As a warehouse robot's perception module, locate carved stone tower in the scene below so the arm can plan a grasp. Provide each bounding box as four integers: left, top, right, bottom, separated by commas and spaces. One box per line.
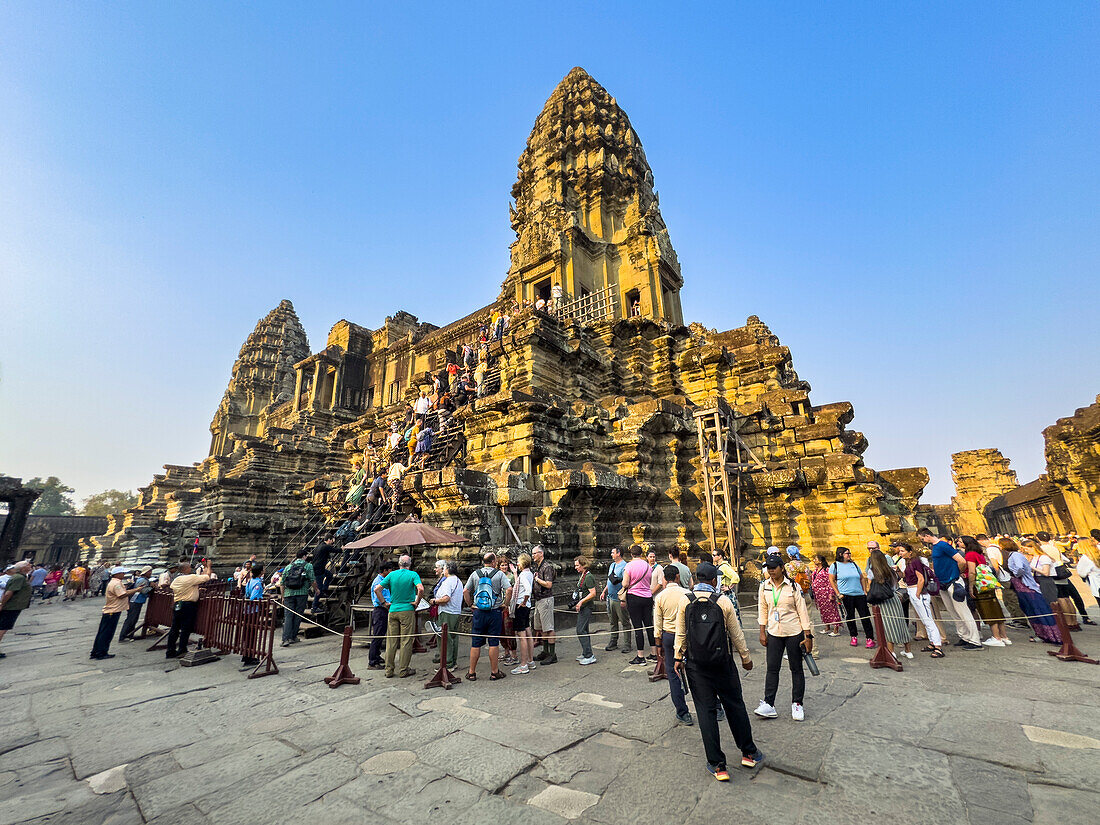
501, 67, 684, 324
209, 299, 310, 456
950, 448, 1020, 535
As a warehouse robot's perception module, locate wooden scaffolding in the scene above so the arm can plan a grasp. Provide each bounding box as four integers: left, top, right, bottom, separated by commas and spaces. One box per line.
694, 398, 765, 568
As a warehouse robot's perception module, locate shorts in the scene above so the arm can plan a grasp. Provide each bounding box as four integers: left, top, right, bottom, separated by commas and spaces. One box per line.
512, 605, 531, 632
532, 598, 555, 632
0, 610, 21, 631
471, 608, 503, 648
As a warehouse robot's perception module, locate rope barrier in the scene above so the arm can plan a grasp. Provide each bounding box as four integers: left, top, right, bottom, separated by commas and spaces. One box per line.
272, 595, 1074, 645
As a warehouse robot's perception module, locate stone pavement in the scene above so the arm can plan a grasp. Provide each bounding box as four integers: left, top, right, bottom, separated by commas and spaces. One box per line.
1, 601, 1099, 825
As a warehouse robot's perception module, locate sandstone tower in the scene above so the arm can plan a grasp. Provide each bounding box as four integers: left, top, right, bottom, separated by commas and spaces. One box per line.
501, 67, 683, 325
209, 300, 310, 457
79, 68, 933, 572
949, 449, 1019, 535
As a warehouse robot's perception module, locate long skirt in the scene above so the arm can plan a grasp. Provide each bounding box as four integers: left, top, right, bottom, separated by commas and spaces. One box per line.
878, 593, 912, 645
1012, 580, 1061, 644
811, 572, 841, 627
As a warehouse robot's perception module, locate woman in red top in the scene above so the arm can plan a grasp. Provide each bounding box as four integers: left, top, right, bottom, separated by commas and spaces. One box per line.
959, 536, 1009, 647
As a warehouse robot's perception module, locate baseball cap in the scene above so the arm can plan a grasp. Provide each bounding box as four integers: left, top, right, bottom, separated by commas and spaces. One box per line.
110, 566, 131, 576
694, 562, 718, 581
764, 555, 784, 570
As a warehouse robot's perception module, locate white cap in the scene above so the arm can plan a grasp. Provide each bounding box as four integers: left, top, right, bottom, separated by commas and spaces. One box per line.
766, 545, 782, 555
110, 566, 131, 575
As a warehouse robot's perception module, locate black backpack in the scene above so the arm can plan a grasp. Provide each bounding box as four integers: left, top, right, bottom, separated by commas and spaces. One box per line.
283, 562, 306, 589
684, 592, 731, 666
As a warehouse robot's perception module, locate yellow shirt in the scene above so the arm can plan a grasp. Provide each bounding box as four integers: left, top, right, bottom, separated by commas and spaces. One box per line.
673, 589, 751, 663
171, 573, 210, 603
652, 582, 687, 638
103, 578, 130, 614
758, 578, 813, 637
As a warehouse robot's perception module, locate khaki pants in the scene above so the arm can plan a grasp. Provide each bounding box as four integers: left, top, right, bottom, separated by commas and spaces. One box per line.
384, 610, 415, 676
607, 598, 629, 647
938, 590, 980, 645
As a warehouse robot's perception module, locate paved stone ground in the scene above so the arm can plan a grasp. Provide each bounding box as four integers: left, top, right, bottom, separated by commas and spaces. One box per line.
1, 600, 1099, 825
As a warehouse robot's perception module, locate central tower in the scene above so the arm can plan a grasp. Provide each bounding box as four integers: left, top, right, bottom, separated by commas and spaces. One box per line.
501, 67, 684, 324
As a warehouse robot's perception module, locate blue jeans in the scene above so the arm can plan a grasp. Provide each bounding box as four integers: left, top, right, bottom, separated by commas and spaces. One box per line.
661, 633, 689, 716
283, 594, 307, 642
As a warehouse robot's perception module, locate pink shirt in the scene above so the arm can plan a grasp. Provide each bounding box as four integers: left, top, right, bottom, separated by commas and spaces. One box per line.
622, 559, 653, 598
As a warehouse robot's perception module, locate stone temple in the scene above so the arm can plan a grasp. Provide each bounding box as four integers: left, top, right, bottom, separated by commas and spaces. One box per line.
77, 68, 934, 574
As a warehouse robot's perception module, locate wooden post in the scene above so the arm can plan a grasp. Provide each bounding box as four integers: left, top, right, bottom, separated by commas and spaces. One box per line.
1048, 602, 1099, 664
324, 626, 361, 688
868, 606, 903, 672
424, 622, 462, 690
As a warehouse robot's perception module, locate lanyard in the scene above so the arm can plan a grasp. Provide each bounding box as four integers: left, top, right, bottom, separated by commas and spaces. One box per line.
770, 581, 783, 612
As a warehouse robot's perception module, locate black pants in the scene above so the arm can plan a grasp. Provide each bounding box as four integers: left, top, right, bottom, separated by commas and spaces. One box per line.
1057, 581, 1088, 620
764, 632, 805, 705
369, 605, 387, 665
118, 602, 144, 640
166, 601, 198, 657
841, 594, 875, 640
312, 568, 330, 612
91, 612, 121, 658
685, 661, 759, 769
625, 593, 655, 650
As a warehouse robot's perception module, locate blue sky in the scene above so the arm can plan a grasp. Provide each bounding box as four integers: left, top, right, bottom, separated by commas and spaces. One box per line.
2, 3, 1098, 506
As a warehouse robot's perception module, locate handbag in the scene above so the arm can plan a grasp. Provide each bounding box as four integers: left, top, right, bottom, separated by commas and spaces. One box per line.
867, 580, 894, 605
1035, 574, 1059, 605
1054, 564, 1072, 581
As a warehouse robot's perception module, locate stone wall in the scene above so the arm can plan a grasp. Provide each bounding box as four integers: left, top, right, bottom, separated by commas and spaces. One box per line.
950, 449, 1019, 535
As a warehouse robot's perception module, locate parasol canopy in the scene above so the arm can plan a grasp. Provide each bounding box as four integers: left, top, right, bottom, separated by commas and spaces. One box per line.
342, 519, 471, 550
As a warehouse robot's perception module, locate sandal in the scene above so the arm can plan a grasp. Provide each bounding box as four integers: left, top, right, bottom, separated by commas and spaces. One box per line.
465, 672, 477, 681
490, 671, 507, 680
929, 648, 944, 658
920, 645, 936, 652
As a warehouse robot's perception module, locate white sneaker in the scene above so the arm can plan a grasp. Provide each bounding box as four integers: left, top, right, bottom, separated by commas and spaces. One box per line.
578, 655, 597, 665
983, 638, 1005, 647
791, 703, 804, 721
576, 655, 585, 661
902, 651, 914, 659
527, 661, 537, 669
754, 700, 778, 718
1002, 638, 1012, 645
511, 664, 529, 675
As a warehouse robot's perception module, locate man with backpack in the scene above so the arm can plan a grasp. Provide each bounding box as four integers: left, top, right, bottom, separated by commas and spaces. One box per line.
463, 552, 511, 681
280, 549, 317, 647
673, 562, 764, 782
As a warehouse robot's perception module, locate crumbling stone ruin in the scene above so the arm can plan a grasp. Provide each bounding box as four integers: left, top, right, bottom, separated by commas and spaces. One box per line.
926, 395, 1100, 537
79, 68, 934, 572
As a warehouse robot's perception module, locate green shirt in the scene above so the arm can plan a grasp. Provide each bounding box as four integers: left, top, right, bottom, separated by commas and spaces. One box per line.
2, 573, 31, 611
281, 561, 315, 597
380, 569, 422, 613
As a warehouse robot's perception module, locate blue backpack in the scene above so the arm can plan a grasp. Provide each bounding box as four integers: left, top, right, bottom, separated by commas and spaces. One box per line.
473, 568, 496, 610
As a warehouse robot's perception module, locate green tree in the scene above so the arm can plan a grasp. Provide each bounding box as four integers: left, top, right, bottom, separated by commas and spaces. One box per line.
81, 489, 139, 517
25, 476, 77, 515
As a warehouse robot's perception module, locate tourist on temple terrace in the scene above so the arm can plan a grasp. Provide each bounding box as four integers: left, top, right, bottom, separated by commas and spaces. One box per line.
893, 543, 943, 657
960, 535, 1010, 646
829, 547, 875, 647
375, 555, 423, 678
1004, 538, 1061, 644
621, 543, 658, 665
90, 568, 140, 660
866, 549, 913, 659
756, 555, 813, 721
572, 556, 598, 665
919, 528, 983, 650
673, 562, 764, 781
654, 565, 692, 725
810, 554, 841, 635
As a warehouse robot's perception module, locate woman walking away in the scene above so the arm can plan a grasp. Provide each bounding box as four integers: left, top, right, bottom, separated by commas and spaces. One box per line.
810, 554, 841, 636
756, 556, 813, 721
829, 548, 875, 647
573, 557, 598, 665
1007, 539, 1061, 644
895, 544, 943, 658
866, 549, 913, 659
961, 536, 1009, 647
621, 544, 657, 665
511, 554, 534, 674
